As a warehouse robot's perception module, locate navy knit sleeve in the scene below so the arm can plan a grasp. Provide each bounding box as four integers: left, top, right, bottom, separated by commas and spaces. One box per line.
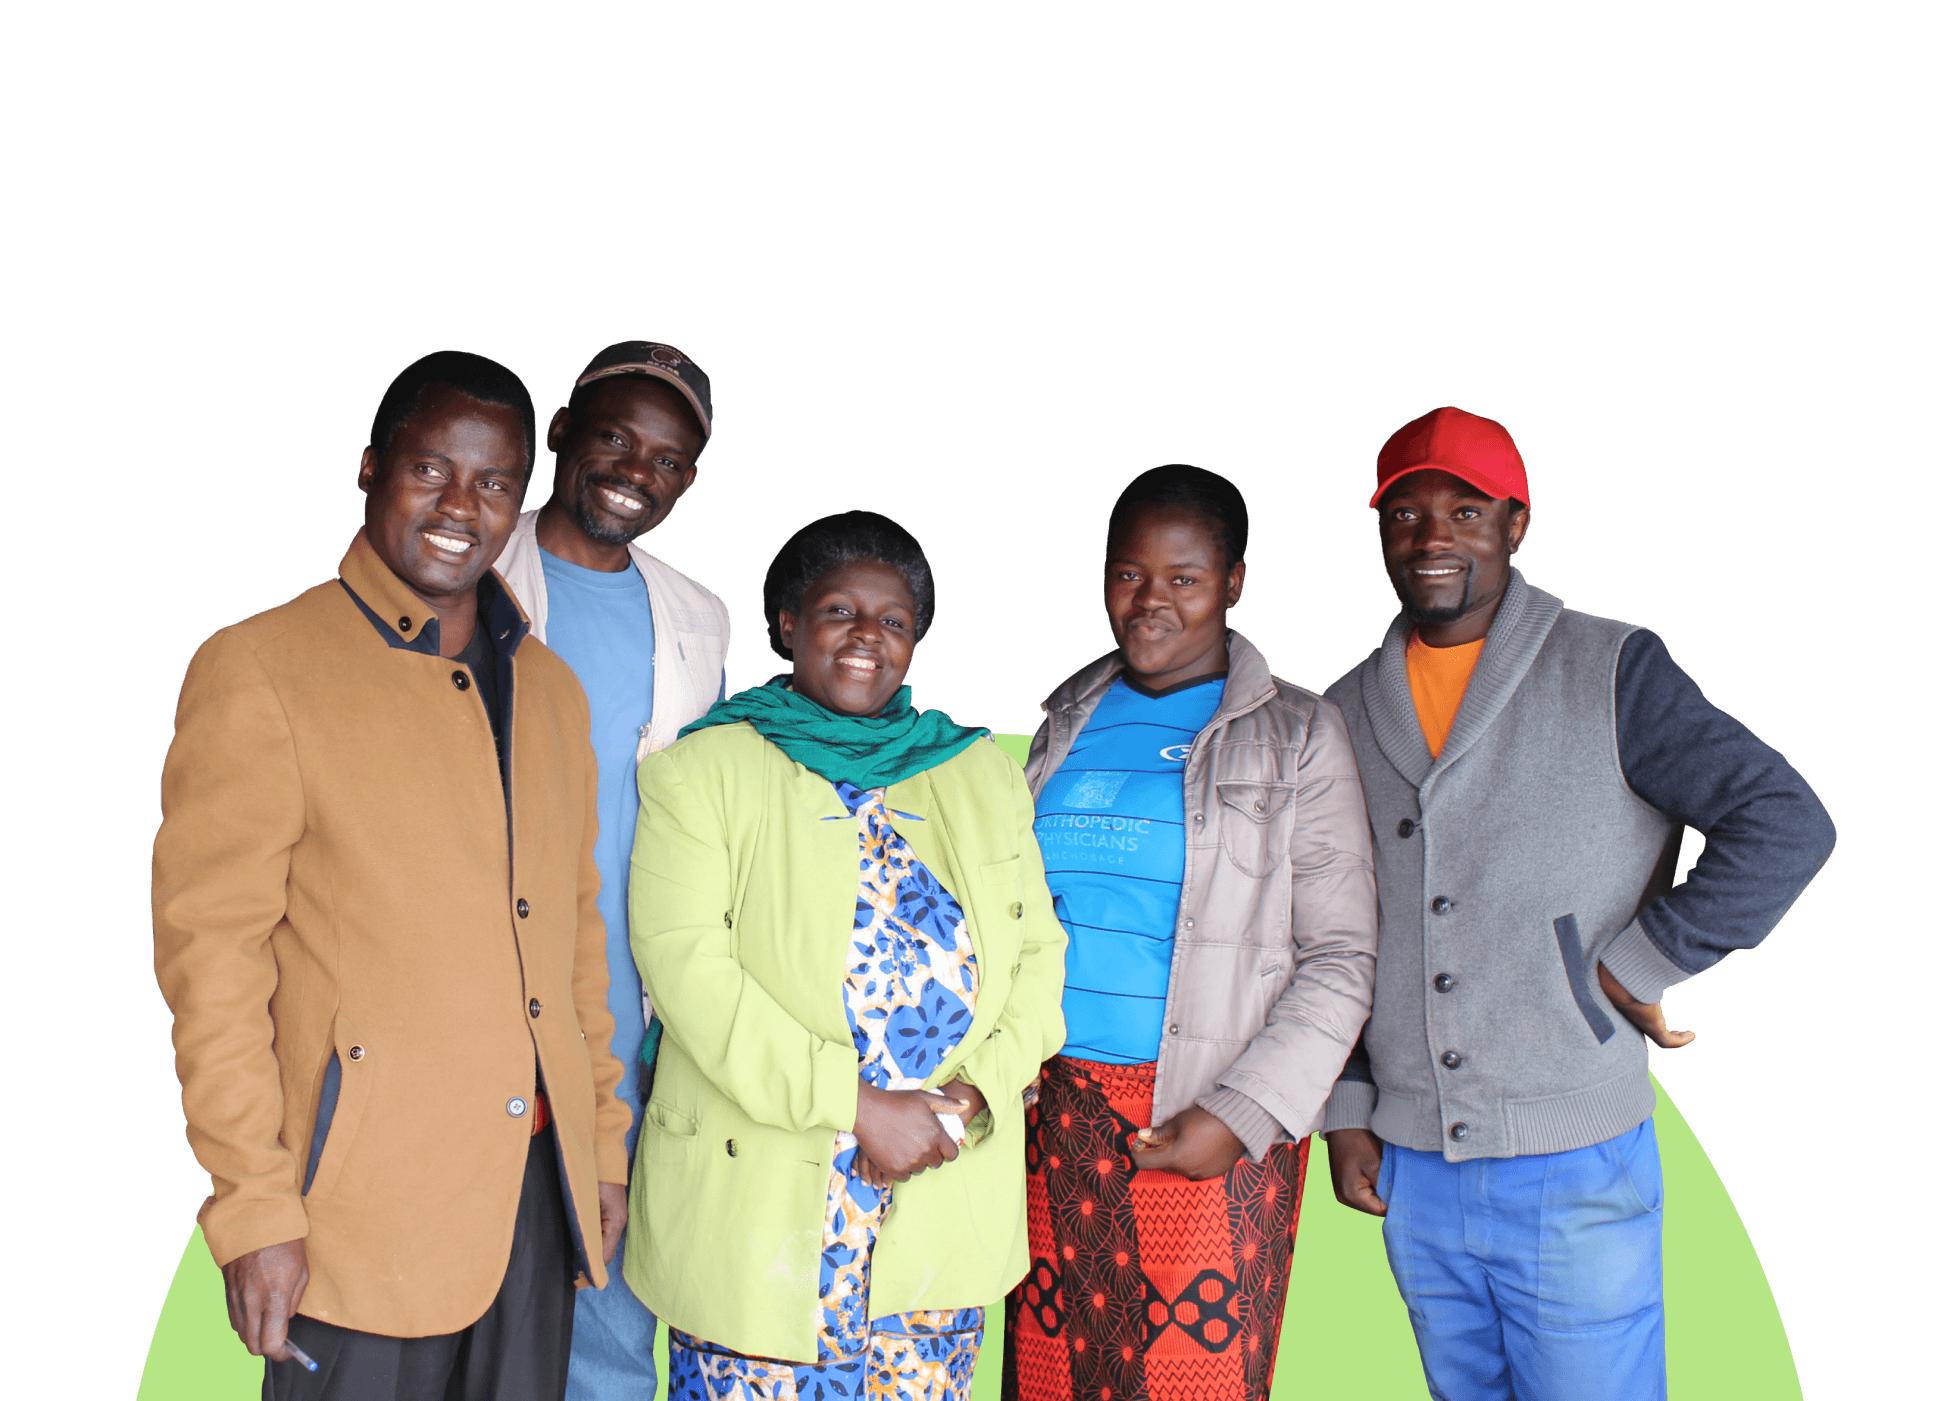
1606, 630, 1836, 996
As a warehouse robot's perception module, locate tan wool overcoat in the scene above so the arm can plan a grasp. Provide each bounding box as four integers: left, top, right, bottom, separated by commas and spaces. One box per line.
153, 531, 631, 1338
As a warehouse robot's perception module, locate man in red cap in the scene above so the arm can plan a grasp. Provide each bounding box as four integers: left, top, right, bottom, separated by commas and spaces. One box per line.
1318, 407, 1835, 1399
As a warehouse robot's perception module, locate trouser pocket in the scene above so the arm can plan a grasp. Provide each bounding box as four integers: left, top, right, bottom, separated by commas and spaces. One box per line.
1536, 1121, 1664, 1330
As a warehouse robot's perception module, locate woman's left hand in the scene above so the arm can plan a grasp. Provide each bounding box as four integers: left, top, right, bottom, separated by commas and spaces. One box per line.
1130, 1106, 1246, 1180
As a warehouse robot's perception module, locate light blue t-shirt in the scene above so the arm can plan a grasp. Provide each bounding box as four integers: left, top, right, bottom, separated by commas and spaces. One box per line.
538, 548, 660, 1146
1032, 673, 1226, 1063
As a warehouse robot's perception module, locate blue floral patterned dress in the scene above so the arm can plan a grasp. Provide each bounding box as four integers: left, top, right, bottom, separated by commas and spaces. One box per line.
668, 781, 985, 1401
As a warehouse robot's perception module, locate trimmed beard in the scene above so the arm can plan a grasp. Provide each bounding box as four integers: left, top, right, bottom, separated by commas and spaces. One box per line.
1401, 573, 1473, 627
571, 477, 654, 548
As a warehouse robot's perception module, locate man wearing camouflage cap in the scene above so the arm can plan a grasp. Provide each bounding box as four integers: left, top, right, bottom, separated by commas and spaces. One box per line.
494, 341, 729, 1400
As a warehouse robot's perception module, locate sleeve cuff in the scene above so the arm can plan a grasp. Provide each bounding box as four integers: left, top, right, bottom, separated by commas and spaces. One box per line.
1598, 919, 1694, 1005
198, 1192, 311, 1269
1198, 1086, 1289, 1162
1322, 1078, 1377, 1135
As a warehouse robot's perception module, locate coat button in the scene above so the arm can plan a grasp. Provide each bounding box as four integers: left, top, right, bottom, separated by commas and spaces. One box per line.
1449, 1122, 1470, 1141
1167, 1023, 1181, 1035
507, 1097, 528, 1118
1009, 902, 1023, 919
529, 998, 542, 1019
1254, 801, 1265, 812
398, 616, 412, 632
452, 670, 470, 691
1433, 973, 1456, 993
517, 898, 530, 918
1192, 813, 1204, 824
725, 1139, 738, 1157
1431, 896, 1452, 914
1397, 819, 1415, 838
1183, 918, 1195, 931
1441, 1050, 1462, 1069
347, 1045, 365, 1061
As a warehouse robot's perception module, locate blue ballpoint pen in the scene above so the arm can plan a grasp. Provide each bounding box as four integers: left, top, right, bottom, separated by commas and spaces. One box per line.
283, 1339, 319, 1373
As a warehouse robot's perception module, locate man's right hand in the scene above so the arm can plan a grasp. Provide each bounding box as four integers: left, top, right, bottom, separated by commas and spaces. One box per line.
1325, 1128, 1388, 1217
222, 1238, 310, 1361
852, 1081, 966, 1183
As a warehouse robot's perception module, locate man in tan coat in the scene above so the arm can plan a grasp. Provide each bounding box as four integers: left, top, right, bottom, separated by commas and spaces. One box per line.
153, 350, 632, 1400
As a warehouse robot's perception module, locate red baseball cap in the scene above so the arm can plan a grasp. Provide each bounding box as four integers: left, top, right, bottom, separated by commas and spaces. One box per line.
1371, 406, 1529, 509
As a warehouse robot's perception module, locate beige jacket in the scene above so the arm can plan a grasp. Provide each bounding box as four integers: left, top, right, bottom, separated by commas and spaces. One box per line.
494, 510, 729, 761
152, 533, 631, 1337
1024, 631, 1377, 1154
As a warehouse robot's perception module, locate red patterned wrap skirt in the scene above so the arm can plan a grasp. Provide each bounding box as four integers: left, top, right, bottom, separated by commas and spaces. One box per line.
1002, 1056, 1310, 1401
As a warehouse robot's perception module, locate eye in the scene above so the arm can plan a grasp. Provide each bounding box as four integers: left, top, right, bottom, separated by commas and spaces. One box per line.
604, 432, 625, 447
1454, 506, 1481, 519
1173, 575, 1197, 586
882, 616, 905, 630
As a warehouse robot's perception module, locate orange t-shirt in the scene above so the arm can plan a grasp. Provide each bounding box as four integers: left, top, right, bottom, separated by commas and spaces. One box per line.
1405, 633, 1486, 758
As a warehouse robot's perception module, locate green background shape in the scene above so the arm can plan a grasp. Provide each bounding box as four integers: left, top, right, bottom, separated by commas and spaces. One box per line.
3, 5, 1924, 1389
132, 1083, 1798, 1400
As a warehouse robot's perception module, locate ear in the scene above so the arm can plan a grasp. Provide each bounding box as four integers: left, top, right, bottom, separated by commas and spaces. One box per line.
777, 609, 797, 654
1225, 559, 1247, 608
545, 406, 572, 455
1507, 505, 1531, 554
357, 445, 379, 494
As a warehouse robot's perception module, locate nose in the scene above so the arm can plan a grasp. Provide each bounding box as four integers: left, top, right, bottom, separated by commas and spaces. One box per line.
1133, 573, 1169, 610
1411, 510, 1455, 553
436, 476, 478, 521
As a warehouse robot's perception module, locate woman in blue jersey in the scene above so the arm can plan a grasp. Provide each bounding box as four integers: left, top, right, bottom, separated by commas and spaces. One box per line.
1005, 466, 1379, 1401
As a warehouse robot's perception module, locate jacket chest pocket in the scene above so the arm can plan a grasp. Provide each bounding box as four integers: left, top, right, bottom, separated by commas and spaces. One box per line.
1215, 781, 1296, 878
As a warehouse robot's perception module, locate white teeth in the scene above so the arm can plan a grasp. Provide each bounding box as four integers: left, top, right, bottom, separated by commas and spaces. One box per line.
424, 532, 473, 553
837, 658, 879, 672
600, 488, 644, 513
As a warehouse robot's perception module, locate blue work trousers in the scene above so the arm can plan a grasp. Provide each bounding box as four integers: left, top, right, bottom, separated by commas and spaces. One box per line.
564, 1091, 658, 1401
1380, 1118, 1666, 1401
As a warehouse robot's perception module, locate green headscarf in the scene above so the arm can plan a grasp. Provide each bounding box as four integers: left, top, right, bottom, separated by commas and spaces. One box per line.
680, 676, 988, 790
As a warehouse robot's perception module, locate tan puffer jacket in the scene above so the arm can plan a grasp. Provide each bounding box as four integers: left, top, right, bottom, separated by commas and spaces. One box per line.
1025, 631, 1378, 1156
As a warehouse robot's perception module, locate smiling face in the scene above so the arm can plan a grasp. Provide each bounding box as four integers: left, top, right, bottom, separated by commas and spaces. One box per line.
541, 376, 702, 563
357, 385, 527, 608
1105, 505, 1245, 691
1378, 468, 1530, 644
780, 558, 918, 718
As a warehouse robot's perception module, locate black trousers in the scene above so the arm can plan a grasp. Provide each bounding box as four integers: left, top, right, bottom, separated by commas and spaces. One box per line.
265, 1125, 577, 1401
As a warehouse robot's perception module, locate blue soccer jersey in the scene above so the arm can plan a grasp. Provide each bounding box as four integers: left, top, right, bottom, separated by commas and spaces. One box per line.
1033, 672, 1225, 1063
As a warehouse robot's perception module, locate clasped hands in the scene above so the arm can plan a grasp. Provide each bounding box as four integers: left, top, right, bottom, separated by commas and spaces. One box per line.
851, 1077, 988, 1187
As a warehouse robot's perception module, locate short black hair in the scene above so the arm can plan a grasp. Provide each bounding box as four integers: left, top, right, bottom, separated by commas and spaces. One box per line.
1107, 464, 1248, 568
565, 374, 707, 452
764, 511, 936, 660
369, 351, 537, 478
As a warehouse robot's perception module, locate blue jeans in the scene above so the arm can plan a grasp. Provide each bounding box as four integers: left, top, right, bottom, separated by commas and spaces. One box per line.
1380, 1119, 1666, 1401
564, 1095, 657, 1401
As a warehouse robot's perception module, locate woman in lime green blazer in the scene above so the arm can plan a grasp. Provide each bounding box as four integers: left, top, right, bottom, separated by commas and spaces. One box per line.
623, 512, 1067, 1391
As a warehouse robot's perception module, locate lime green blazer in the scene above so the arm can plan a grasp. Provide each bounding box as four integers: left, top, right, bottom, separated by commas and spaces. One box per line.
621, 722, 1068, 1362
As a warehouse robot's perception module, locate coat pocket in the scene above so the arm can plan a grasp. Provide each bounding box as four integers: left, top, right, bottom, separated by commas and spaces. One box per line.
644, 1099, 697, 1166
1214, 781, 1296, 878
1552, 914, 1617, 1044
303, 1019, 375, 1201
300, 1051, 341, 1196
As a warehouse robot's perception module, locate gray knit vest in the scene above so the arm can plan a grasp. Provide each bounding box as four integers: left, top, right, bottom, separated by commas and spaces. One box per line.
1326, 571, 1675, 1160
